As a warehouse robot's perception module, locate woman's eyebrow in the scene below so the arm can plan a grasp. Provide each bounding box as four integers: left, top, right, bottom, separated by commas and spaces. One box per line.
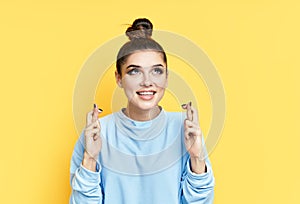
152, 64, 164, 67
126, 64, 141, 69
126, 64, 165, 69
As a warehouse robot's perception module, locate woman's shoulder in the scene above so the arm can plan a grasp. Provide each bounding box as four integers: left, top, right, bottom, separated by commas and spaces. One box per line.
164, 111, 186, 120
98, 112, 115, 123
163, 111, 187, 127
164, 111, 185, 116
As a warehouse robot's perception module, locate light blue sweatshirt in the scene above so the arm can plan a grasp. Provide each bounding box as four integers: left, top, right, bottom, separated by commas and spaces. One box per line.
70, 109, 215, 204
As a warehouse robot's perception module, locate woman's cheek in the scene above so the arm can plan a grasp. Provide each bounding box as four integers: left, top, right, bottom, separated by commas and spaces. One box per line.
122, 81, 138, 99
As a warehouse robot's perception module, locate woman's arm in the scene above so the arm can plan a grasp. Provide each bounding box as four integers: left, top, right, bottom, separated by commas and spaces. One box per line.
70, 104, 103, 203
69, 131, 103, 204
181, 153, 215, 204
181, 102, 215, 203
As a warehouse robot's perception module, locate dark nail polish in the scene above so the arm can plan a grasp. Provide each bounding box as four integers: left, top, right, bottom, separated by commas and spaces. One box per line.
98, 108, 103, 113
189, 101, 192, 106
94, 104, 96, 108
181, 104, 186, 108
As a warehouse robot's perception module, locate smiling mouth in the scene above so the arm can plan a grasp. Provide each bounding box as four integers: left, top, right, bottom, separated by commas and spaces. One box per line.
136, 91, 156, 95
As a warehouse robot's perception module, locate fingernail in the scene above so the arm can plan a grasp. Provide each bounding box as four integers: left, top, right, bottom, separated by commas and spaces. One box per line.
181, 104, 186, 108
98, 108, 103, 113
94, 103, 96, 108
189, 101, 192, 106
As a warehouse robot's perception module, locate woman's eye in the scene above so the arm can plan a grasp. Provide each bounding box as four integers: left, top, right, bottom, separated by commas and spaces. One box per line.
127, 68, 140, 75
152, 67, 164, 75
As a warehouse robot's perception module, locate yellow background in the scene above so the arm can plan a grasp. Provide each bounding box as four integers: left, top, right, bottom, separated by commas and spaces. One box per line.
0, 0, 299, 203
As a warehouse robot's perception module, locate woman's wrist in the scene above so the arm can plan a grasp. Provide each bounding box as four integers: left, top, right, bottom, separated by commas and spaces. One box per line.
190, 156, 207, 174
82, 151, 98, 172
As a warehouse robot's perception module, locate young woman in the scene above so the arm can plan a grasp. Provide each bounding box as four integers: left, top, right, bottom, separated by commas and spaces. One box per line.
70, 18, 215, 204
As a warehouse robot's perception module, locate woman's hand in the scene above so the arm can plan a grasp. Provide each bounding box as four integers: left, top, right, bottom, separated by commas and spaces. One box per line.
82, 104, 102, 171
182, 102, 206, 174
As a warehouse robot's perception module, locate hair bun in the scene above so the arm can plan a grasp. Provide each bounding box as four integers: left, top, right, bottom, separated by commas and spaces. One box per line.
126, 18, 153, 40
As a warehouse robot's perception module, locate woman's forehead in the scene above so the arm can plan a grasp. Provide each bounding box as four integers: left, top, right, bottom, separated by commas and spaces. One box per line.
125, 50, 166, 66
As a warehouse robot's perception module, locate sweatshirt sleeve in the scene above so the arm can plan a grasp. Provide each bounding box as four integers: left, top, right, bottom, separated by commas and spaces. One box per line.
180, 138, 215, 204
181, 157, 215, 204
69, 130, 103, 204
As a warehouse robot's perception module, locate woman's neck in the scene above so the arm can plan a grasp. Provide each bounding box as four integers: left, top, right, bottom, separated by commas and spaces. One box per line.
124, 105, 161, 121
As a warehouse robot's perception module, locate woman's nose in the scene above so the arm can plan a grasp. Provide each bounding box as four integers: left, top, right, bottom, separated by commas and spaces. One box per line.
140, 73, 153, 86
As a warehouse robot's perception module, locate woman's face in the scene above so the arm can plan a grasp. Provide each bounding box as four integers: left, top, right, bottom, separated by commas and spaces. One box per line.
116, 50, 168, 111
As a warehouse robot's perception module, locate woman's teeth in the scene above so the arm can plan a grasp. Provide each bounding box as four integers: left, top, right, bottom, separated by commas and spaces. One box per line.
137, 91, 155, 95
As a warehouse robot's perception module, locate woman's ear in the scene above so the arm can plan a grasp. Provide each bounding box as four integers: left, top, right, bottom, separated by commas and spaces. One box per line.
164, 69, 169, 88
115, 70, 123, 88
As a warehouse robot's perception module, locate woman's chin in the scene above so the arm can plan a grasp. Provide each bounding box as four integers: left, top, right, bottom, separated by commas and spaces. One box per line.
128, 100, 159, 111
126, 92, 164, 112
137, 103, 158, 111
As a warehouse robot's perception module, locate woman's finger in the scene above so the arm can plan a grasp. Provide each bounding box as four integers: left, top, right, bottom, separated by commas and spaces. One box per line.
93, 131, 101, 140
187, 102, 193, 121
86, 104, 102, 127
185, 126, 202, 138
181, 102, 193, 121
184, 119, 196, 128
85, 120, 100, 130
190, 105, 199, 124
93, 135, 99, 140
86, 110, 93, 127
86, 128, 100, 135
93, 119, 100, 128
92, 104, 99, 123
182, 102, 200, 125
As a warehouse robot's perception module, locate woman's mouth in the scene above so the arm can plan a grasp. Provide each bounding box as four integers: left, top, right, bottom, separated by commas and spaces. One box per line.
136, 91, 156, 100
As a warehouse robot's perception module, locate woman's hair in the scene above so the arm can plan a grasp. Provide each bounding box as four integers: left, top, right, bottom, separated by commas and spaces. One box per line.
116, 18, 167, 76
